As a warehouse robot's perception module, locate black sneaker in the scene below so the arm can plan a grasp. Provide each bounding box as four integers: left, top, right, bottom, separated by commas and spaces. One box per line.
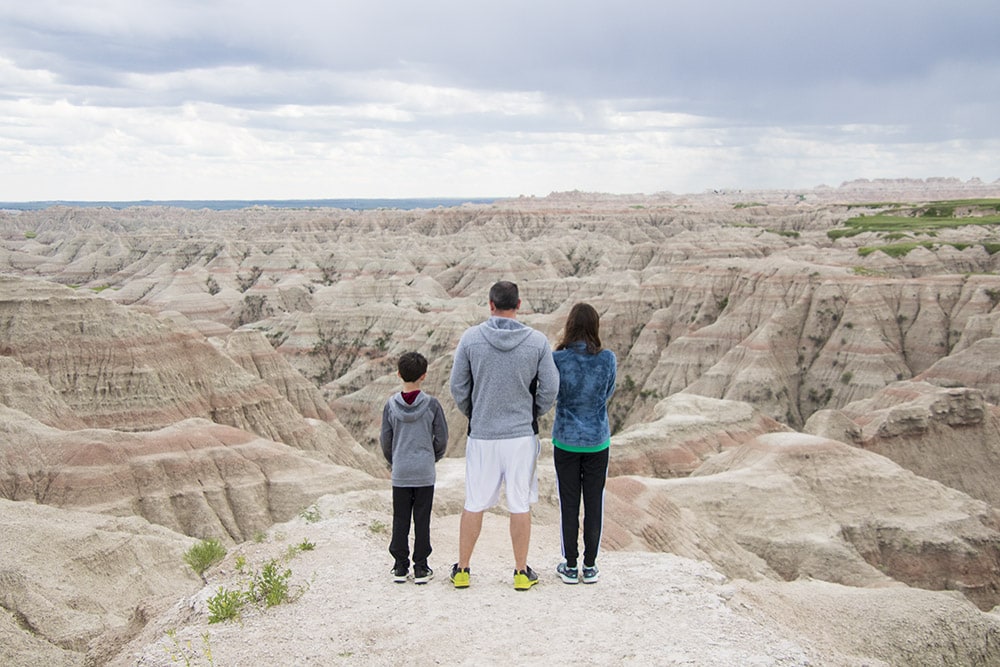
513, 566, 539, 590
413, 564, 434, 584
582, 564, 600, 584
391, 565, 408, 583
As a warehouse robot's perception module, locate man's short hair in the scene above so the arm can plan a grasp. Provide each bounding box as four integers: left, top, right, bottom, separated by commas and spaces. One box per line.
489, 281, 519, 311
397, 351, 428, 382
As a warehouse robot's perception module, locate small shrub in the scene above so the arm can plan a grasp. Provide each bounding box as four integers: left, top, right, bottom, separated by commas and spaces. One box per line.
840, 371, 854, 385
247, 559, 292, 608
369, 519, 388, 534
184, 539, 227, 576
207, 587, 244, 624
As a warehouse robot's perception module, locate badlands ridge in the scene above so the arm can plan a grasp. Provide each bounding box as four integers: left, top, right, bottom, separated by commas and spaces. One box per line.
3, 178, 1000, 664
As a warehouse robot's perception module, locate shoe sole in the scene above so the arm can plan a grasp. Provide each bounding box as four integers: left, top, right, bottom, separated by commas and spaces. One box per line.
414, 574, 433, 585
513, 577, 538, 591
393, 576, 407, 583
582, 575, 599, 584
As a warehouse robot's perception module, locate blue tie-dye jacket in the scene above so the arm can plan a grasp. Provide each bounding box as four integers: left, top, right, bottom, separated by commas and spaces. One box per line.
551, 342, 617, 449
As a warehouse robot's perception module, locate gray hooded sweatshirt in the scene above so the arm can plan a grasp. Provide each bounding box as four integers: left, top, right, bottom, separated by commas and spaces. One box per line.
449, 316, 559, 440
380, 391, 448, 487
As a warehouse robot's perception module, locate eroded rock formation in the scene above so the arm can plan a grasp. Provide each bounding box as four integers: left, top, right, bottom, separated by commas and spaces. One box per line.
3, 178, 1000, 664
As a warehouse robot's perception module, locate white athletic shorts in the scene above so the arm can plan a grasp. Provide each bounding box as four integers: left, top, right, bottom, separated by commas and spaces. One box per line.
463, 435, 540, 514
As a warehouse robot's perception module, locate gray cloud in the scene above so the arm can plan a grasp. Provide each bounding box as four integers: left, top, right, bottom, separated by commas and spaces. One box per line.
0, 0, 997, 199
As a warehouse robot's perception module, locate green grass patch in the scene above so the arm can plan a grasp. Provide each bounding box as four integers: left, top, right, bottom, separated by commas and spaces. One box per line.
857, 241, 993, 258
828, 199, 1000, 240
766, 228, 800, 238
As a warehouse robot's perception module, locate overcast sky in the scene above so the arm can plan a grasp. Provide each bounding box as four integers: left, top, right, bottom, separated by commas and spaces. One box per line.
1, 1, 998, 200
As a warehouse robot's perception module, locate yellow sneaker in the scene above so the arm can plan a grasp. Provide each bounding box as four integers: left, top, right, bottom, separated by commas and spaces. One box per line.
513, 566, 539, 591
450, 563, 470, 588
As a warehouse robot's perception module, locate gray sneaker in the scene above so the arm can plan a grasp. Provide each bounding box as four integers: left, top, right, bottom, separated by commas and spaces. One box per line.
556, 561, 579, 584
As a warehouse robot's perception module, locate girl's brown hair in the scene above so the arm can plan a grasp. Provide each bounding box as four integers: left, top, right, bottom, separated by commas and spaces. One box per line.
556, 302, 602, 354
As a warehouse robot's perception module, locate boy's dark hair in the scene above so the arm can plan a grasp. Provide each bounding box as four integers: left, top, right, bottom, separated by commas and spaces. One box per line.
489, 280, 519, 311
398, 351, 428, 382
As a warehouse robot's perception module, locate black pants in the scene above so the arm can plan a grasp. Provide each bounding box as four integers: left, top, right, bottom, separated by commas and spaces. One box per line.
553, 447, 609, 569
389, 485, 434, 569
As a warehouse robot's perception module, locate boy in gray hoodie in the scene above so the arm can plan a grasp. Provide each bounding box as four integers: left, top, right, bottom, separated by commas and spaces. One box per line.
380, 351, 448, 584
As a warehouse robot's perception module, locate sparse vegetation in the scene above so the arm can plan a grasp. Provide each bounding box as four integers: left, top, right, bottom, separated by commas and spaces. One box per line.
206, 552, 308, 624
766, 228, 800, 238
299, 504, 322, 523
850, 266, 888, 277
369, 519, 388, 534
857, 241, 987, 258
164, 628, 214, 666
236, 266, 263, 292
183, 539, 227, 576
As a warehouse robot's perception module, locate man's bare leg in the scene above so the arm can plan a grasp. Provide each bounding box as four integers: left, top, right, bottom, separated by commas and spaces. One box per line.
458, 509, 484, 568
510, 511, 531, 571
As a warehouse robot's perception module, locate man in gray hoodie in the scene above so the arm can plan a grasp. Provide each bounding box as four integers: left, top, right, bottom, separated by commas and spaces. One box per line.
448, 281, 559, 590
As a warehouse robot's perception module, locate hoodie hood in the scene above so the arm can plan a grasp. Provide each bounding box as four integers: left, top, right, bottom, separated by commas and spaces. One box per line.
388, 390, 431, 422
479, 316, 533, 352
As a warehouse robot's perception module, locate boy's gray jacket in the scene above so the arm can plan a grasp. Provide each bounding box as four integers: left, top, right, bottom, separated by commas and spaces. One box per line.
380, 391, 448, 487
449, 316, 559, 440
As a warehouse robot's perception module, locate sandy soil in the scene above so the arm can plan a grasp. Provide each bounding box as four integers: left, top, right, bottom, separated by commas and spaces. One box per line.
115, 461, 825, 667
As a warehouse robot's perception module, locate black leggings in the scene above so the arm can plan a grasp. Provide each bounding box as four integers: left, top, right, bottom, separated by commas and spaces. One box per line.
389, 485, 434, 568
553, 446, 609, 569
